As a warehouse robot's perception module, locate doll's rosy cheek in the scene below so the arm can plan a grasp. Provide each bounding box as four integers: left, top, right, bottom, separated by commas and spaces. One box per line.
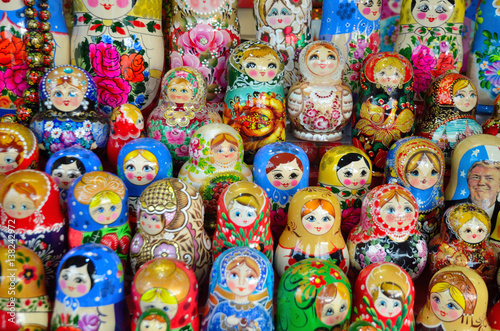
60, 280, 66, 288
416, 12, 426, 20
127, 172, 134, 179
284, 17, 291, 24
438, 13, 448, 21
268, 70, 276, 78
87, 0, 98, 7
344, 179, 351, 185
291, 180, 298, 186
248, 70, 258, 77
362, 7, 370, 15
273, 180, 281, 187
77, 284, 87, 293
146, 173, 155, 180
117, 0, 129, 8
360, 179, 366, 185
268, 18, 276, 25
112, 212, 118, 219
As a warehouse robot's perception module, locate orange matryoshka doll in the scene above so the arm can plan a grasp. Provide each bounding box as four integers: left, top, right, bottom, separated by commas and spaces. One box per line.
0, 123, 38, 182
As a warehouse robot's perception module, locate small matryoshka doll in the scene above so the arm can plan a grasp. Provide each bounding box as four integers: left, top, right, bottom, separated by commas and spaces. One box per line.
275, 186, 349, 277
287, 40, 353, 142
416, 265, 491, 330
385, 137, 445, 241
318, 145, 372, 238
201, 247, 274, 331
253, 142, 310, 242
0, 123, 38, 181
29, 65, 110, 156
0, 245, 51, 330
276, 258, 352, 331
67, 171, 131, 264
351, 262, 415, 330
51, 244, 129, 330
352, 52, 415, 176
178, 123, 253, 190
428, 203, 498, 284
347, 184, 427, 279
482, 94, 500, 137
136, 308, 170, 331
380, 0, 403, 52
132, 257, 199, 331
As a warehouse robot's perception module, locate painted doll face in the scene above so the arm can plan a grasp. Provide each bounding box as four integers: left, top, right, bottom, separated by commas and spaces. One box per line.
458, 217, 488, 244
336, 159, 370, 190
229, 200, 258, 227
374, 65, 403, 88
266, 159, 303, 190
52, 163, 82, 190
139, 211, 164, 235
166, 81, 194, 104
266, 1, 295, 29
3, 188, 36, 219
89, 195, 123, 225
318, 287, 350, 326
467, 165, 500, 209
226, 262, 259, 298
358, 0, 382, 20
405, 154, 440, 190
139, 318, 168, 331
374, 290, 402, 318
430, 288, 464, 322
135, 117, 144, 131
411, 0, 454, 28
380, 195, 415, 228
0, 149, 19, 173
59, 265, 92, 298
211, 141, 238, 166
188, 0, 224, 13
51, 83, 84, 112
301, 205, 335, 235
140, 292, 179, 320
243, 54, 279, 83
306, 46, 339, 77
453, 84, 477, 113
124, 153, 158, 186
84, 0, 134, 19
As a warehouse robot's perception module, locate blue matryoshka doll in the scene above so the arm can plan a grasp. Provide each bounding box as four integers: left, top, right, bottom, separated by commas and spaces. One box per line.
51, 243, 129, 330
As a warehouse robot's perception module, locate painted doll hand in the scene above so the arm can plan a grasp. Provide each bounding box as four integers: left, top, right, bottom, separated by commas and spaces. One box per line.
226, 315, 242, 326
38, 143, 46, 150
90, 142, 98, 150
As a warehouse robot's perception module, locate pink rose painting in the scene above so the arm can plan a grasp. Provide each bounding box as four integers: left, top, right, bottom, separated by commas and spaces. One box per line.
411, 45, 437, 93
4, 64, 28, 97
89, 43, 122, 78
94, 76, 131, 109
179, 24, 231, 55
165, 128, 187, 145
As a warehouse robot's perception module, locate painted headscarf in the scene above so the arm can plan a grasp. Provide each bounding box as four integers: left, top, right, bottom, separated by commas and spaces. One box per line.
299, 40, 345, 82
159, 66, 207, 112
360, 52, 413, 95
135, 308, 170, 331
319, 0, 381, 37
0, 122, 38, 179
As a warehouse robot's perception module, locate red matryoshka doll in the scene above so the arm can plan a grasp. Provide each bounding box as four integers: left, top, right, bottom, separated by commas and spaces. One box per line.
482, 94, 500, 138
213, 181, 273, 262
351, 262, 415, 330
490, 300, 500, 331
428, 203, 498, 284
274, 186, 349, 277
132, 257, 199, 331
416, 265, 491, 330
0, 245, 50, 330
0, 123, 39, 182
129, 178, 211, 282
352, 52, 415, 177
135, 308, 170, 331
347, 184, 427, 279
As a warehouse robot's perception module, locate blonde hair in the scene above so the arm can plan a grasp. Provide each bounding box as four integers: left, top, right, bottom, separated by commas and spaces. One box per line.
141, 288, 178, 305
301, 199, 335, 218
227, 257, 260, 279
230, 194, 260, 211
452, 79, 476, 95
167, 77, 191, 88
315, 283, 350, 319
430, 282, 466, 311
372, 282, 404, 305
406, 152, 441, 174
111, 105, 141, 123
89, 190, 121, 208
211, 133, 238, 151
242, 45, 279, 62
124, 149, 158, 164
374, 57, 405, 76
1, 182, 38, 207
379, 189, 414, 208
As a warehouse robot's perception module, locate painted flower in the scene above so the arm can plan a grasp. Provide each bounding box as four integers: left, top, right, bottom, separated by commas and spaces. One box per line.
432, 53, 456, 78
309, 274, 326, 288
480, 60, 489, 70
89, 42, 121, 78
120, 53, 145, 83
310, 261, 324, 269
340, 206, 361, 235
416, 240, 427, 258
60, 131, 77, 146
357, 38, 368, 50
130, 234, 144, 255
313, 116, 329, 130
350, 62, 362, 71
175, 71, 188, 78
83, 120, 92, 130
439, 41, 449, 53
4, 64, 29, 97
0, 31, 26, 68
94, 76, 131, 108
75, 127, 86, 138
44, 122, 54, 131
353, 49, 365, 60
178, 24, 231, 54
270, 207, 287, 236
485, 61, 500, 87
366, 244, 386, 262
336, 2, 356, 21
331, 111, 341, 119
152, 130, 162, 141
170, 51, 184, 68
411, 45, 437, 84
165, 128, 187, 145
494, 0, 500, 16
51, 128, 62, 139
305, 108, 318, 118
78, 313, 100, 331
413, 69, 433, 93
19, 265, 37, 284
214, 56, 228, 88
368, 32, 381, 53
0, 96, 10, 108
153, 243, 177, 258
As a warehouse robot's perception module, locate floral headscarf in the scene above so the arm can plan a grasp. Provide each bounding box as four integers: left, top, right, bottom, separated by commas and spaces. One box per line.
299, 40, 345, 82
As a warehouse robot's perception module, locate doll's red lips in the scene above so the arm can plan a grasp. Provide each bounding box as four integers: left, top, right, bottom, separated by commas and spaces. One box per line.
63, 101, 70, 106
282, 183, 289, 187
62, 181, 69, 186
319, 64, 326, 69
316, 227, 322, 232
102, 4, 112, 9
237, 287, 245, 291
2, 0, 10, 3
440, 311, 446, 317
472, 234, 477, 238
260, 72, 265, 76
352, 182, 358, 186
136, 176, 143, 181
278, 19, 283, 23
68, 286, 75, 291
428, 17, 436, 22
372, 11, 377, 15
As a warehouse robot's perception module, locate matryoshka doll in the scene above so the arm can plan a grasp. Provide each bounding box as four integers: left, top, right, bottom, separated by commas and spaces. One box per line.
347, 184, 427, 279
201, 247, 274, 331
385, 137, 445, 241
67, 171, 131, 264
416, 265, 491, 330
29, 65, 109, 156
287, 40, 353, 142
223, 40, 286, 163
482, 94, 500, 137
136, 309, 170, 331
0, 123, 39, 181
252, 142, 310, 242
51, 243, 129, 330
318, 145, 372, 238
428, 203, 498, 284
351, 262, 415, 330
380, 0, 403, 52
132, 257, 199, 330
276, 258, 352, 331
275, 186, 349, 277
353, 51, 415, 177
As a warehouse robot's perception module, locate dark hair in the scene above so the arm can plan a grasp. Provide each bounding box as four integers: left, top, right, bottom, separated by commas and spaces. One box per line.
60, 255, 96, 289
336, 153, 370, 171
411, 0, 455, 11
51, 157, 85, 174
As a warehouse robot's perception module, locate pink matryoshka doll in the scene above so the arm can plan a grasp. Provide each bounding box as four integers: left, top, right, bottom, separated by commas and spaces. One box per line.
351, 262, 415, 330
0, 123, 39, 182
132, 257, 199, 331
482, 93, 500, 138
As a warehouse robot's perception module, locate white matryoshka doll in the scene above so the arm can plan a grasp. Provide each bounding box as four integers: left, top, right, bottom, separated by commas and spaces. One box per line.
385, 137, 445, 241
275, 186, 349, 277
318, 145, 372, 238
287, 40, 353, 142
351, 262, 415, 330
252, 142, 310, 242
223, 40, 286, 163
0, 123, 39, 182
201, 247, 274, 331
347, 184, 427, 279
416, 265, 491, 330
51, 243, 129, 330
380, 0, 403, 52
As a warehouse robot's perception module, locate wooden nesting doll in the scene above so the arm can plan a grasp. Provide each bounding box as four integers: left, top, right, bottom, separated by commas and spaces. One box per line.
428, 203, 498, 284
201, 247, 274, 331
223, 40, 286, 163
348, 321, 378, 331
276, 258, 352, 331
385, 137, 445, 241
136, 308, 170, 331
252, 142, 310, 242
275, 186, 349, 277
132, 257, 199, 331
287, 40, 353, 142
67, 171, 131, 264
482, 94, 500, 137
351, 262, 415, 330
347, 184, 427, 279
416, 265, 491, 330
352, 52, 415, 176
51, 243, 129, 330
178, 123, 252, 191
29, 65, 110, 156
0, 122, 39, 181
213, 181, 273, 261
380, 0, 403, 52
129, 178, 211, 282
0, 245, 50, 330
318, 145, 372, 238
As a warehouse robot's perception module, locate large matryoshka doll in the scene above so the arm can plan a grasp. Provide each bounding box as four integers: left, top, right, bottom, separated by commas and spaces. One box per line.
29, 65, 110, 156
129, 178, 211, 282
132, 258, 199, 331
275, 186, 349, 277
276, 258, 352, 331
428, 203, 498, 284
223, 40, 286, 163
385, 137, 445, 241
352, 52, 415, 177
416, 265, 491, 330
347, 184, 427, 279
318, 145, 372, 238
201, 247, 274, 331
0, 123, 39, 181
351, 262, 415, 330
482, 94, 500, 137
51, 243, 129, 330
0, 245, 50, 330
380, 0, 403, 52
287, 40, 353, 142
67, 171, 131, 263
252, 142, 309, 242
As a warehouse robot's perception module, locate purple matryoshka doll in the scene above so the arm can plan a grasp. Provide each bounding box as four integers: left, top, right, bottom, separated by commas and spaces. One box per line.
51, 243, 129, 330
380, 0, 403, 52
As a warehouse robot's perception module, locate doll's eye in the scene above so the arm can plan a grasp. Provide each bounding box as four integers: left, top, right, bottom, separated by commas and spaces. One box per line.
170, 88, 176, 92
246, 62, 256, 69
379, 300, 387, 307
455, 93, 465, 99
327, 54, 335, 60
404, 206, 412, 213
343, 170, 353, 178
340, 304, 346, 312
471, 92, 477, 98
235, 211, 241, 217
431, 169, 438, 176
9, 204, 15, 210
432, 296, 440, 303
274, 173, 284, 180
280, 8, 291, 15
74, 277, 85, 284
55, 91, 63, 98
307, 215, 316, 222
162, 306, 169, 312
410, 170, 419, 177
126, 164, 135, 171
268, 8, 278, 16
360, 170, 367, 177
229, 147, 236, 152
68, 173, 76, 178
62, 274, 68, 281
143, 165, 154, 172
325, 308, 334, 316
217, 148, 224, 153
268, 62, 277, 69
181, 89, 188, 93
4, 157, 14, 164
363, 0, 373, 7
447, 302, 459, 310
465, 228, 471, 233
394, 301, 400, 308
322, 216, 330, 222
289, 172, 298, 179
247, 212, 254, 218
230, 272, 238, 279
98, 207, 105, 213
69, 91, 77, 97
417, 4, 429, 12
478, 228, 484, 233
20, 205, 27, 210
435, 5, 447, 14
110, 205, 116, 212
387, 207, 396, 214
309, 54, 319, 61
